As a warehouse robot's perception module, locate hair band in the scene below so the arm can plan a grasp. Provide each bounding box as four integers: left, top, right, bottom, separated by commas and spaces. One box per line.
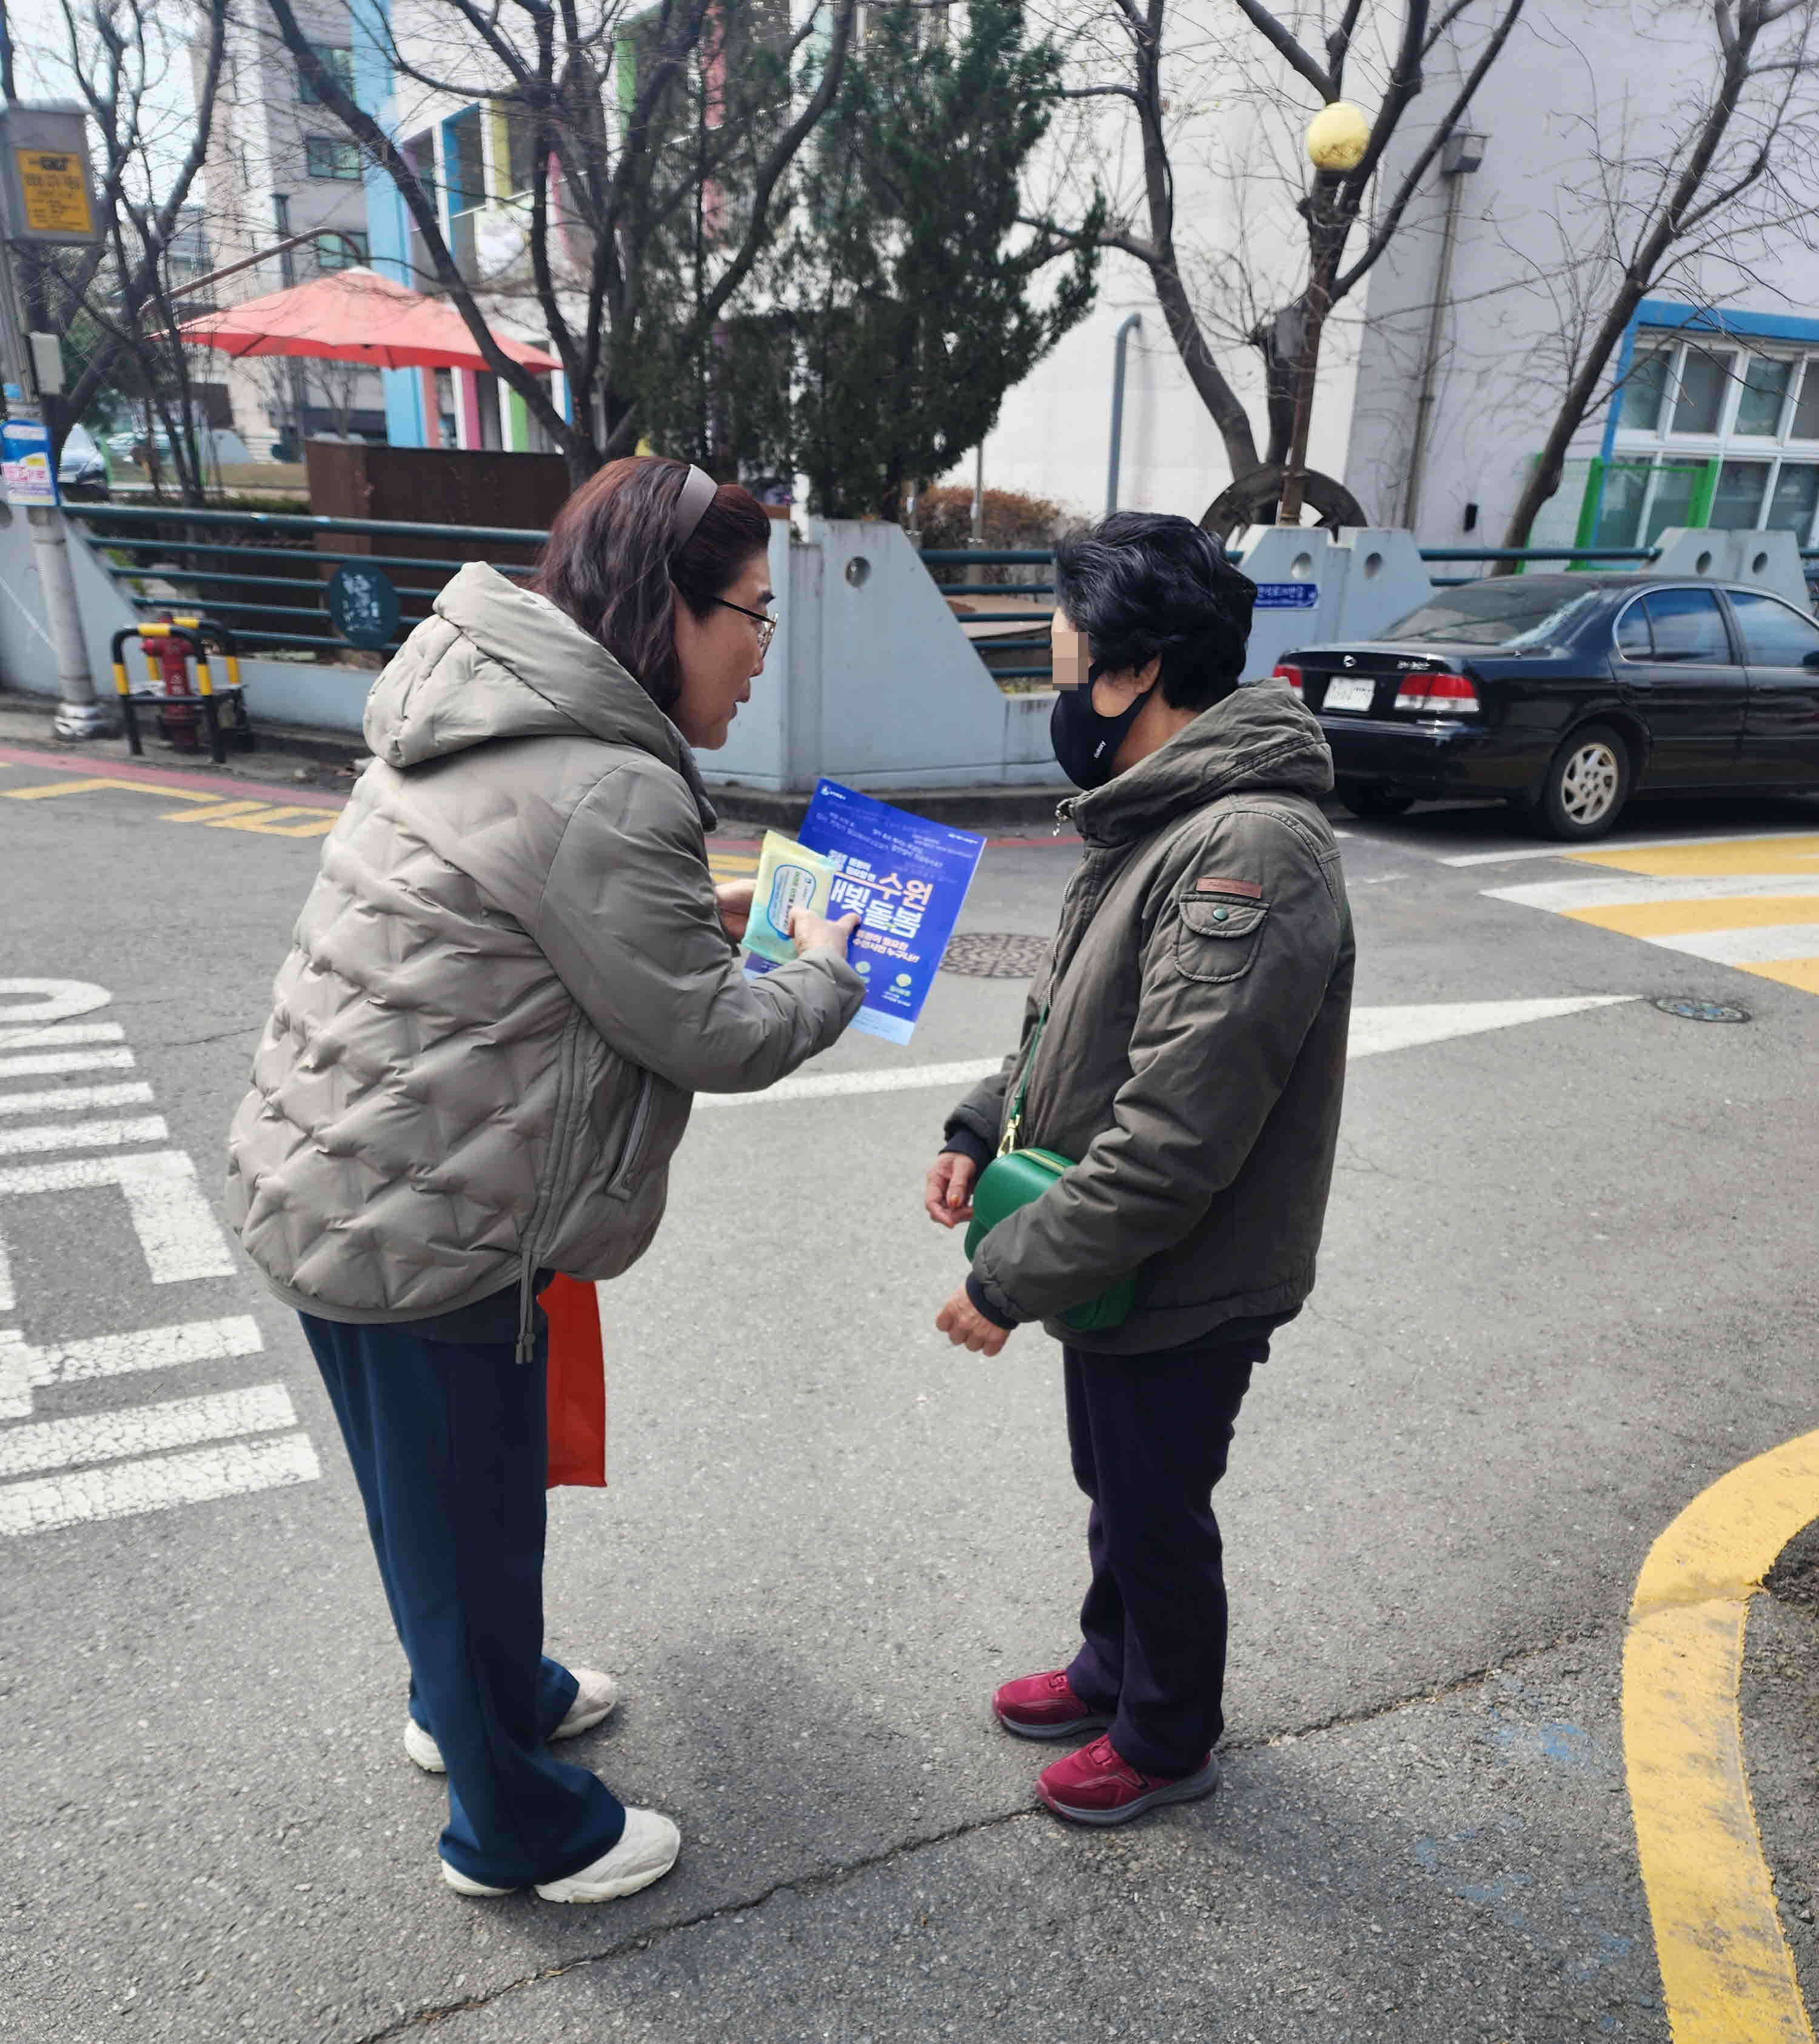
671, 464, 717, 554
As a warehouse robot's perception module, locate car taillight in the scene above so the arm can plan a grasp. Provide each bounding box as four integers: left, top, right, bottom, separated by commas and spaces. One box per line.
1394, 670, 1479, 715
1272, 663, 1303, 696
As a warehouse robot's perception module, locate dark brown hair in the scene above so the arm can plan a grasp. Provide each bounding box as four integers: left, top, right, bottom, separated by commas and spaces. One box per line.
531, 456, 772, 712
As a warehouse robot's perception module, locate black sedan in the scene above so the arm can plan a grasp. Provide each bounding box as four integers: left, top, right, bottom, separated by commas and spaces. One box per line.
1274, 573, 1819, 840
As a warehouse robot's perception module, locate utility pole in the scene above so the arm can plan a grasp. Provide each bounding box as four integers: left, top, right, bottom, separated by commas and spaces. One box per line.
1402, 131, 1486, 533
0, 102, 111, 738
271, 192, 310, 455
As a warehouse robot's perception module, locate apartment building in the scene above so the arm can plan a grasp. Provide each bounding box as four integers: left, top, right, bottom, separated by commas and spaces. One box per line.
199, 1, 381, 456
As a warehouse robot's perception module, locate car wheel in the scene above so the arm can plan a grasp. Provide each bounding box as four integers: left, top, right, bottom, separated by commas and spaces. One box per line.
1338, 783, 1416, 821
1535, 723, 1630, 840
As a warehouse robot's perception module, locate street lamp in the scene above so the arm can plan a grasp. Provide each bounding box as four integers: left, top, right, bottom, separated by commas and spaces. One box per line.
1276, 100, 1370, 527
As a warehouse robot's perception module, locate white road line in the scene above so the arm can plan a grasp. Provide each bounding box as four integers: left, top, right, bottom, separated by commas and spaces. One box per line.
0, 1384, 296, 1479
1486, 874, 1819, 912
0, 978, 112, 1024
0, 1115, 168, 1157
694, 998, 1639, 1111
0, 1023, 126, 1049
0, 1431, 320, 1538
0, 1047, 136, 1078
697, 1057, 1004, 1109
1348, 995, 1634, 1058
1623, 924, 1819, 967
0, 1313, 267, 1418
11, 1314, 264, 1389
0, 1151, 233, 1283
1442, 827, 1819, 868
0, 1083, 155, 1117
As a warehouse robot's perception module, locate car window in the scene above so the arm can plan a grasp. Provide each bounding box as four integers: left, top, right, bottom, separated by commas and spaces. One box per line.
1642, 587, 1731, 663
1378, 582, 1604, 648
1727, 587, 1819, 667
1615, 600, 1652, 658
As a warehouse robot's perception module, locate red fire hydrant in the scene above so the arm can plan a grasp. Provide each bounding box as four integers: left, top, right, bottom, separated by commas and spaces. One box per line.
149, 618, 199, 750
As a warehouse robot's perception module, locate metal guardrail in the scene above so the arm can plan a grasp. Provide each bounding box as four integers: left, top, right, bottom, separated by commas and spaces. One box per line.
66, 502, 543, 655
64, 507, 1819, 672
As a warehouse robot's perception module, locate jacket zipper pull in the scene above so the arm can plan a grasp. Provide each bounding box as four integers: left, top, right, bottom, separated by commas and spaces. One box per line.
1053, 798, 1077, 837
514, 1250, 538, 1365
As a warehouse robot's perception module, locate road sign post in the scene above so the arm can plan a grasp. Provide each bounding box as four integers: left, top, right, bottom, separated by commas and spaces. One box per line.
0, 104, 111, 740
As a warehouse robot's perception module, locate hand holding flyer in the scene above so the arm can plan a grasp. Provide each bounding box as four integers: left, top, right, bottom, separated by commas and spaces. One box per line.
743, 831, 837, 965
745, 781, 985, 1044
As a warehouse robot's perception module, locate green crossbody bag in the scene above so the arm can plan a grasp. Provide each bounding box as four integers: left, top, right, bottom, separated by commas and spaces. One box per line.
962, 1003, 1138, 1334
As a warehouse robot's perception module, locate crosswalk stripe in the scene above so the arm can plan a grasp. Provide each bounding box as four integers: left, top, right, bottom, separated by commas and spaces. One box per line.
0, 1384, 296, 1478
0, 1083, 155, 1117
0, 1431, 320, 1537
1635, 925, 1819, 967
0, 1023, 126, 1049
1486, 873, 1815, 913
1561, 896, 1819, 938
0, 1047, 136, 1078
0, 1115, 168, 1157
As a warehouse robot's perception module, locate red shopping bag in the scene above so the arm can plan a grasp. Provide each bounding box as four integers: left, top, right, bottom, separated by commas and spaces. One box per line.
540, 1274, 607, 1488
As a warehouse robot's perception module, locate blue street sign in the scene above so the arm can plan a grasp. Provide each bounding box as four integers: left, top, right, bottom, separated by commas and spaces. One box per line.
1253, 582, 1319, 610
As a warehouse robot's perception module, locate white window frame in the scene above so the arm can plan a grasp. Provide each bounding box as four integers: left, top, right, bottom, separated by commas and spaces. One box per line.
1610, 333, 1819, 548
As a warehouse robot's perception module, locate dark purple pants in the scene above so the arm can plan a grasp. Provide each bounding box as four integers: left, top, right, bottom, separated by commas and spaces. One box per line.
1062, 1335, 1264, 1778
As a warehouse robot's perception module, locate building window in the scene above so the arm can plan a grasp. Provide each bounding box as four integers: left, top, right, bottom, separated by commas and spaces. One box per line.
300, 44, 355, 105
316, 230, 369, 271
1602, 329, 1819, 547
304, 136, 364, 181
503, 109, 537, 198
444, 107, 486, 216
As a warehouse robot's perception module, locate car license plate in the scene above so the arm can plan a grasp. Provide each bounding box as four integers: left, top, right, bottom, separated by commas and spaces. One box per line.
1324, 676, 1376, 712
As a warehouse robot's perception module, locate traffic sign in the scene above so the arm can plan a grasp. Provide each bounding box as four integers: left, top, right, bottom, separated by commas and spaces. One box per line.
0, 107, 102, 247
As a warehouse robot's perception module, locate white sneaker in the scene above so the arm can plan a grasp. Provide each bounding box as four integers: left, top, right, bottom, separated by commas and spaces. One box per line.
403, 1667, 620, 1774
441, 1806, 682, 1903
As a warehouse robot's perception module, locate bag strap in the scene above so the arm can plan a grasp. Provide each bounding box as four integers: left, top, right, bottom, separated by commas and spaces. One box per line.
999, 1001, 1050, 1157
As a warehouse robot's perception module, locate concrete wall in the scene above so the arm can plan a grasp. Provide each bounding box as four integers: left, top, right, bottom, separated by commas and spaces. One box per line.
701, 519, 1071, 797
0, 506, 379, 734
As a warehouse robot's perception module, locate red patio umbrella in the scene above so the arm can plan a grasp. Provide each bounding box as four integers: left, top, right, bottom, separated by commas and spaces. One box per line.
175, 266, 560, 376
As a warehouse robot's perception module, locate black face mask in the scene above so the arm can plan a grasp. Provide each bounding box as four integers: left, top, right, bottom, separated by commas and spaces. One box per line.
1051, 666, 1153, 789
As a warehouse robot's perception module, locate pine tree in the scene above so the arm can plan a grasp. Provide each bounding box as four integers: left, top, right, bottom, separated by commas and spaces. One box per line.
783, 0, 1100, 520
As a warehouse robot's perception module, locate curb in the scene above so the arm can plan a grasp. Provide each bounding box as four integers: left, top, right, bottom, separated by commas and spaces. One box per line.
1625, 1429, 1819, 2042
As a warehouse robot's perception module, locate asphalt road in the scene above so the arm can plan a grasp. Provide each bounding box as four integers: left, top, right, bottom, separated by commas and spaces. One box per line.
4, 746, 1818, 2044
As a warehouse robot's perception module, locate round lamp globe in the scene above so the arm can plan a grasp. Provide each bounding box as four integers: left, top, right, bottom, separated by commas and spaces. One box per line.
1306, 101, 1371, 171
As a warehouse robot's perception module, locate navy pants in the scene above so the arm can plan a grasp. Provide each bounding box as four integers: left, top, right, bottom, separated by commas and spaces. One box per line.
1063, 1336, 1263, 1778
299, 1311, 626, 1889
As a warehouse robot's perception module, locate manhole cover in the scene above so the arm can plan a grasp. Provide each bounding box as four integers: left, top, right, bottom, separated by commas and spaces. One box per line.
1652, 995, 1750, 1024
940, 932, 1049, 978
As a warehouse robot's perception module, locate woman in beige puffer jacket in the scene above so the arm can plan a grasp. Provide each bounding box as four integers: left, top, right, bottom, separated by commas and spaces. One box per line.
226, 457, 860, 1906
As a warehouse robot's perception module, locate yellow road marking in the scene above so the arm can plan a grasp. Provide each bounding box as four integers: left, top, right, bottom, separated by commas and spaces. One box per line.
2, 775, 335, 837
1626, 1429, 1819, 2043
1572, 835, 1819, 879
6, 776, 219, 803
159, 800, 275, 825
1738, 958, 1819, 996
1565, 895, 1819, 938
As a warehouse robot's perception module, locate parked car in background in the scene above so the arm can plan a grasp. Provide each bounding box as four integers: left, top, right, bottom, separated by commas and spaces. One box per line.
57, 422, 109, 500
1275, 574, 1819, 840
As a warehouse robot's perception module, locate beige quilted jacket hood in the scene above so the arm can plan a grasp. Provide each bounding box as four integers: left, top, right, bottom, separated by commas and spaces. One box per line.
226, 562, 862, 1339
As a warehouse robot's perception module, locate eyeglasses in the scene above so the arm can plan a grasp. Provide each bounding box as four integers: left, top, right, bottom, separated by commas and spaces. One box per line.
712, 596, 777, 656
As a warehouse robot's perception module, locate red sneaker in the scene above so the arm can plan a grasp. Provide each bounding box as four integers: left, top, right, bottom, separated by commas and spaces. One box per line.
1035, 1735, 1220, 1826
992, 1669, 1113, 1741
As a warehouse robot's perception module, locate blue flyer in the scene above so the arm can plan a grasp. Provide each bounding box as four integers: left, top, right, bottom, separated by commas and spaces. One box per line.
746, 780, 985, 1044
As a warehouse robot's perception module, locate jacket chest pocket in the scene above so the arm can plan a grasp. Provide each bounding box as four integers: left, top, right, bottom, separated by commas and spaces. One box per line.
1176, 894, 1269, 984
